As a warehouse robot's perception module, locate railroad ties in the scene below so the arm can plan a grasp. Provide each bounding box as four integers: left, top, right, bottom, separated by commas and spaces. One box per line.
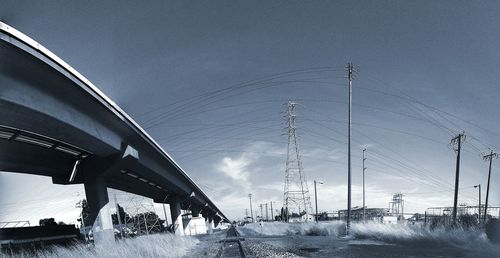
217, 226, 246, 258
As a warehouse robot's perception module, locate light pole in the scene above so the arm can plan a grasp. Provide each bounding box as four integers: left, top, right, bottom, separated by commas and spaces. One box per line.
248, 194, 254, 223
314, 180, 323, 223
474, 184, 481, 224
362, 148, 366, 223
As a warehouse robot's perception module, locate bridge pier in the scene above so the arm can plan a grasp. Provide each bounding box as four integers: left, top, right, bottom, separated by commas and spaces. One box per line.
206, 216, 214, 234
169, 201, 185, 236
84, 177, 114, 244
191, 207, 201, 217
214, 216, 221, 228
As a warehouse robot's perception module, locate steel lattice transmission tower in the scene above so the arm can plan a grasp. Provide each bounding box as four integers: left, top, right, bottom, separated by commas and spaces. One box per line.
283, 101, 313, 222
119, 192, 162, 236
389, 193, 405, 222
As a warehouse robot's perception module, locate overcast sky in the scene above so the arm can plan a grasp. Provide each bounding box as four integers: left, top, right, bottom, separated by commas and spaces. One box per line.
1, 0, 500, 224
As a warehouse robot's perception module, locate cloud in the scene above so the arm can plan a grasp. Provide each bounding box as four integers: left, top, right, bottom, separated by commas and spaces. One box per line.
215, 141, 285, 189
217, 154, 252, 189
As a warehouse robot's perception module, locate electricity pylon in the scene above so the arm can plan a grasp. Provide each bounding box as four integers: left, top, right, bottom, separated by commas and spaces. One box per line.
120, 192, 162, 236
283, 101, 312, 222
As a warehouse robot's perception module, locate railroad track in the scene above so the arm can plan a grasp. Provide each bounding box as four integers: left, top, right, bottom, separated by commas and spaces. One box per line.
217, 226, 246, 258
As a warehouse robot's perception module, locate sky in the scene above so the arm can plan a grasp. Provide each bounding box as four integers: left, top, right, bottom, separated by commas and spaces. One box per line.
1, 0, 500, 224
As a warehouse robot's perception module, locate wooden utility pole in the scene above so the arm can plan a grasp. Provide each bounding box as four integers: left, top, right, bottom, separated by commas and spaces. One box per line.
483, 151, 498, 223
451, 132, 465, 225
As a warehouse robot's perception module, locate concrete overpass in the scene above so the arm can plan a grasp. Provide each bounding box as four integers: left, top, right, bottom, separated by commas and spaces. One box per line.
0, 21, 228, 242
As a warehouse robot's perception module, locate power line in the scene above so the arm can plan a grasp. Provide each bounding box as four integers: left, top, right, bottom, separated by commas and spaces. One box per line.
141, 68, 346, 129
137, 67, 344, 121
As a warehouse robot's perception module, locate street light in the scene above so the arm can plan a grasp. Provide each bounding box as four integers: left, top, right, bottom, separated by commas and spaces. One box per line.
314, 180, 324, 223
474, 184, 481, 224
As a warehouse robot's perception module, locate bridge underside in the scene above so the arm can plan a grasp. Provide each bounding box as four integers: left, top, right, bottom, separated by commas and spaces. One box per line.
0, 22, 226, 239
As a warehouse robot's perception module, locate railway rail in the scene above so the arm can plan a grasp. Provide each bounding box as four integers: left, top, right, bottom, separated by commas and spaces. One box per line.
217, 226, 246, 258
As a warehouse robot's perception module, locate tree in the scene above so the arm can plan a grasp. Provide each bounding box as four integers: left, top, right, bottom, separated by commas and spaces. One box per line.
280, 207, 287, 221
111, 204, 130, 225
39, 218, 57, 226
318, 211, 329, 221
76, 199, 92, 229
132, 211, 165, 234
458, 214, 479, 228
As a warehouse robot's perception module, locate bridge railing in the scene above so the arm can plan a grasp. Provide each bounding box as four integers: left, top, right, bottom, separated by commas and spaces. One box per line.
0, 220, 31, 228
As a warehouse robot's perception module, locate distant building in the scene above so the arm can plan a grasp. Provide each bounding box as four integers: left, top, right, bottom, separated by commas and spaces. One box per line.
337, 206, 392, 223
426, 205, 500, 226
288, 213, 314, 223
337, 206, 407, 224
427, 205, 500, 219
382, 216, 398, 224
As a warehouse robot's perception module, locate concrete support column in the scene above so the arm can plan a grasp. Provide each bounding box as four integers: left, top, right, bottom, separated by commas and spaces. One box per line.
191, 207, 200, 217
84, 177, 114, 244
214, 216, 221, 228
206, 217, 213, 234
169, 201, 185, 236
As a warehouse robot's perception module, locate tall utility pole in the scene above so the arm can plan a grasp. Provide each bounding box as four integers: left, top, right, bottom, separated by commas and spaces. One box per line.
451, 132, 465, 225
346, 63, 354, 233
314, 180, 318, 223
483, 151, 498, 224
474, 184, 481, 222
265, 203, 269, 221
248, 194, 254, 223
362, 148, 367, 223
270, 202, 274, 221
314, 180, 323, 223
